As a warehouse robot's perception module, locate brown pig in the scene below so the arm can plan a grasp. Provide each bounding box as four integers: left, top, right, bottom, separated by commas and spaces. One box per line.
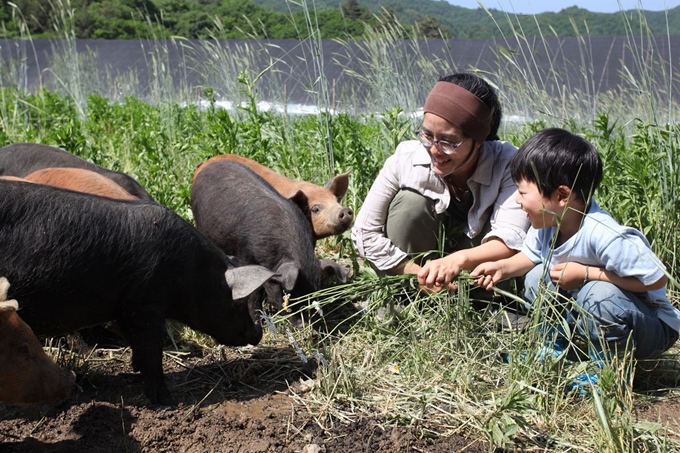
192, 154, 353, 240
24, 167, 138, 200
0, 277, 75, 405
0, 142, 154, 201
0, 168, 138, 200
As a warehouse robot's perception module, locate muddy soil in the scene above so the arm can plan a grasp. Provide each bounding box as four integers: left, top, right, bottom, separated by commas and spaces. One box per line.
1, 334, 678, 453
0, 335, 493, 453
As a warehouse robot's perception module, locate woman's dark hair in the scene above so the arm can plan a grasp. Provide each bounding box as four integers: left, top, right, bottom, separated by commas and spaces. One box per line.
510, 128, 603, 203
439, 73, 502, 141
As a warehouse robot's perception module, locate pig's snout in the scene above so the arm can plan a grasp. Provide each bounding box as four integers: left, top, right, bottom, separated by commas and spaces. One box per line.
29, 368, 76, 406
338, 207, 353, 225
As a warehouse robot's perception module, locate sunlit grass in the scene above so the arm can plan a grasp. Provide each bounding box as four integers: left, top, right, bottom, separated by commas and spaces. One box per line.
1, 78, 678, 453
0, 1, 679, 451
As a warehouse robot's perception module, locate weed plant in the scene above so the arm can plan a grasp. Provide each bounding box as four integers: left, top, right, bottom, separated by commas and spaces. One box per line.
1, 64, 679, 453
0, 1, 679, 451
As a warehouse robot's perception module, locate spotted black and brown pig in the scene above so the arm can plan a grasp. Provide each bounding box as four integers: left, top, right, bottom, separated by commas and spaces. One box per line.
0, 278, 76, 405
191, 161, 348, 318
0, 142, 153, 201
0, 179, 279, 404
192, 154, 353, 240
1, 167, 138, 200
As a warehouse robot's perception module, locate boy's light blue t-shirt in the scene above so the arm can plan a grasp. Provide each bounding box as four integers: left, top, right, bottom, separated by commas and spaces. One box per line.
522, 200, 680, 333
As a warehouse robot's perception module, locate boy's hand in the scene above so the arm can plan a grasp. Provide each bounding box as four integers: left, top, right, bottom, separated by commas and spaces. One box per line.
550, 262, 587, 290
470, 262, 503, 291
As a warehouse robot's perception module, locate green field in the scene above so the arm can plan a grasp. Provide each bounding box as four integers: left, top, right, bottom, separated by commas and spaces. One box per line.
1, 3, 679, 451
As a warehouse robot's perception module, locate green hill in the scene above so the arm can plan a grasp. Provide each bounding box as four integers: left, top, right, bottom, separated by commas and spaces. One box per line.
1, 0, 677, 39
252, 0, 680, 38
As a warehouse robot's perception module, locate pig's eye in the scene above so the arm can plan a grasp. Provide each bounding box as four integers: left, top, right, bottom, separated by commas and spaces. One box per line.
17, 342, 31, 358
311, 205, 321, 214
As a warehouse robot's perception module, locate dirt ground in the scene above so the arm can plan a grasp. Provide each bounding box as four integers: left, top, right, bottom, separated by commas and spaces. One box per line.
1, 333, 679, 453
0, 333, 494, 453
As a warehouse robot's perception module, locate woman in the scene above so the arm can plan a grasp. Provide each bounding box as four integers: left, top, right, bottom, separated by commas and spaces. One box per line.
351, 73, 529, 293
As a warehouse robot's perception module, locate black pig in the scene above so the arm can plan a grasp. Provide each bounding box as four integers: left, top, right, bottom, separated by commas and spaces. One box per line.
0, 179, 277, 404
0, 142, 154, 201
191, 161, 346, 317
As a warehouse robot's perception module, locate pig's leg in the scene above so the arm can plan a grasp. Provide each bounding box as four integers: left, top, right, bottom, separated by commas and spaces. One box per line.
117, 311, 171, 404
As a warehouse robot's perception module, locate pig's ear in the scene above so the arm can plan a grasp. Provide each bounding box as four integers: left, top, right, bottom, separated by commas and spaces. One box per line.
319, 259, 351, 283
273, 261, 300, 292
0, 299, 18, 312
289, 190, 310, 216
0, 276, 10, 301
325, 171, 350, 200
225, 265, 278, 299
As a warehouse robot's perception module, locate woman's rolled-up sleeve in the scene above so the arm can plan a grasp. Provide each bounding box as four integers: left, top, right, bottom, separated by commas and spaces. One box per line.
351, 150, 409, 271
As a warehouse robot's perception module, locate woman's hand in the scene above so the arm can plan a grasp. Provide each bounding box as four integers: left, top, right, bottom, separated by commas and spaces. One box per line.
417, 253, 465, 291
418, 281, 458, 295
390, 259, 457, 293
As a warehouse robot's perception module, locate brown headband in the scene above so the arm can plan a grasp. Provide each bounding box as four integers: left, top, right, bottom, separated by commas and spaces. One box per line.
423, 82, 492, 144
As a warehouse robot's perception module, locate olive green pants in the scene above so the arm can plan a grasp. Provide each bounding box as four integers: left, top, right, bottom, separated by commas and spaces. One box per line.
384, 189, 489, 264
384, 189, 520, 305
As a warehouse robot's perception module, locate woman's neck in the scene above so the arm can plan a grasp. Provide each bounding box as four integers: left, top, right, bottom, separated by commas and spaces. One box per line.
445, 148, 479, 189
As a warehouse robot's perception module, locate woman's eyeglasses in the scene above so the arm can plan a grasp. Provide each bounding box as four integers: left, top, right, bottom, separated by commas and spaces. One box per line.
415, 130, 469, 155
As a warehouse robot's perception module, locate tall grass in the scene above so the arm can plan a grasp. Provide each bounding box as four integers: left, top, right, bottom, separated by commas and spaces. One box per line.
585, 115, 680, 278
287, 269, 676, 452
0, 1, 679, 451
480, 4, 678, 126
334, 13, 453, 116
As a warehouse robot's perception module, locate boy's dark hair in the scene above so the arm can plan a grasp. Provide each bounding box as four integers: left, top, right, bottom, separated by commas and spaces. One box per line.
439, 73, 502, 141
510, 128, 603, 203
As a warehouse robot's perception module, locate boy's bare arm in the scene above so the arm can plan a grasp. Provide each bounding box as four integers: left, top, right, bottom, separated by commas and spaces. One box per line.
471, 252, 536, 290
550, 262, 667, 292
417, 238, 516, 289
585, 265, 668, 292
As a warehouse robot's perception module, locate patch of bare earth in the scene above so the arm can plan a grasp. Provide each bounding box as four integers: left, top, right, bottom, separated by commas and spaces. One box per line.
0, 340, 490, 453
2, 333, 679, 453
634, 357, 680, 443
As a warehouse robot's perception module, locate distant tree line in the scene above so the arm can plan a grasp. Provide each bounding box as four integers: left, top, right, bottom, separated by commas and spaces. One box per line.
1, 0, 677, 40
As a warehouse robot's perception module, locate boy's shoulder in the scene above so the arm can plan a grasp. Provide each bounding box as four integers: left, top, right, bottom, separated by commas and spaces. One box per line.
584, 201, 628, 227
581, 200, 651, 245
583, 202, 620, 228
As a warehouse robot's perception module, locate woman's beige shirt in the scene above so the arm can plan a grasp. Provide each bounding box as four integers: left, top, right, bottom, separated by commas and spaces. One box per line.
351, 139, 530, 271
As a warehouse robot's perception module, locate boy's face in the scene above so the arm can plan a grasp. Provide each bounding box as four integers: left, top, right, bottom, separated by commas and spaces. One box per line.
515, 179, 561, 229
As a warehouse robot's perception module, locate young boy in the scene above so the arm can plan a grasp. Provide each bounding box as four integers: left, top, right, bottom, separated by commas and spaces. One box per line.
472, 128, 679, 362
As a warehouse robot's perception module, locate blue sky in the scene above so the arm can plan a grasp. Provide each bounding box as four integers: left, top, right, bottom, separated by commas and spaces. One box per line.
445, 0, 679, 14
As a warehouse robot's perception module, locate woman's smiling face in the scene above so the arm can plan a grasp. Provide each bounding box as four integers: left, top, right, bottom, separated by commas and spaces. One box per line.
420, 113, 478, 178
